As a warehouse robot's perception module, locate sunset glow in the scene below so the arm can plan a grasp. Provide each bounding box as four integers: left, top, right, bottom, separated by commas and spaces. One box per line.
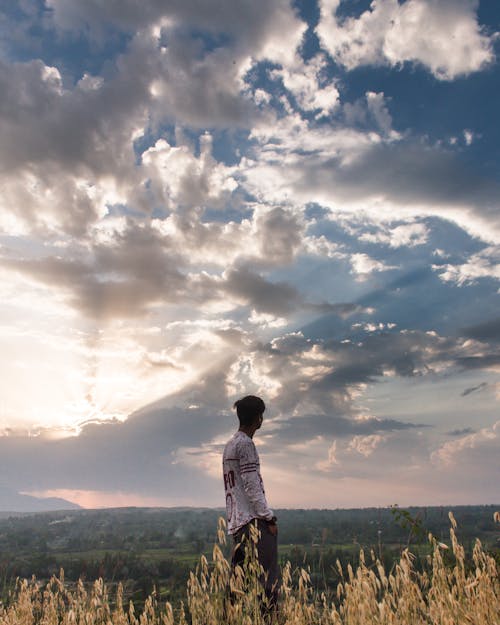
0, 0, 498, 510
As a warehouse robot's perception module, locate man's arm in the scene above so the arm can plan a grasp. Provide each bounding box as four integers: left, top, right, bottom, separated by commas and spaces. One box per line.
239, 441, 274, 520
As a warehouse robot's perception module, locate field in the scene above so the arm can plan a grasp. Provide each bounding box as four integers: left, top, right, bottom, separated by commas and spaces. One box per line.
0, 506, 498, 623
0, 512, 499, 625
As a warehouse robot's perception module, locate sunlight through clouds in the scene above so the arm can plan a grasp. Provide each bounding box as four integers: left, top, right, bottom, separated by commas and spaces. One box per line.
0, 0, 498, 509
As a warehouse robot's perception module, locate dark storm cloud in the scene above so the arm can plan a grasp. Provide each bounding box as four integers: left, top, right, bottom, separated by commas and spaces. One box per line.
315, 330, 455, 388
0, 222, 186, 319
223, 266, 301, 316
456, 355, 500, 370
254, 206, 305, 266
251, 323, 499, 421
0, 218, 350, 321
267, 413, 426, 445
462, 317, 500, 343
0, 50, 152, 176
295, 141, 500, 232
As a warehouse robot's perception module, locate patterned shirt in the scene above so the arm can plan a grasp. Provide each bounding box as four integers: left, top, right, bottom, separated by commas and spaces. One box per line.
222, 430, 274, 534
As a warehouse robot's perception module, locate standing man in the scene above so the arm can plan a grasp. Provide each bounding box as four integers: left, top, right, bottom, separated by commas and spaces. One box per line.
222, 395, 279, 610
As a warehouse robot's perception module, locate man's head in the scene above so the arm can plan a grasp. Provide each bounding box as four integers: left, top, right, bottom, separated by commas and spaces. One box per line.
233, 395, 265, 429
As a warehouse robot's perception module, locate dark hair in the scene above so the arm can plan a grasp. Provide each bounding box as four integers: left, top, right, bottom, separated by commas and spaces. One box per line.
233, 395, 265, 427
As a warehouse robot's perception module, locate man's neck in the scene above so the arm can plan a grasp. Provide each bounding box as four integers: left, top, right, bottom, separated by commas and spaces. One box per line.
238, 426, 256, 439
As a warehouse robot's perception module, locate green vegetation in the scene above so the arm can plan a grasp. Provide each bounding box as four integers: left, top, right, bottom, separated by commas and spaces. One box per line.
0, 506, 498, 607
0, 514, 498, 625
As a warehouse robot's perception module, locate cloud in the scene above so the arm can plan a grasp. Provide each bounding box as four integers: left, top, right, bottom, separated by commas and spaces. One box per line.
1, 201, 350, 323
431, 421, 499, 466
0, 361, 236, 496
242, 327, 487, 420
316, 440, 339, 471
462, 317, 500, 343
0, 10, 303, 235
0, 41, 154, 176
268, 413, 424, 446
270, 53, 340, 118
0, 0, 498, 509
347, 433, 386, 457
447, 427, 475, 436
141, 134, 239, 211
461, 382, 488, 397
435, 247, 500, 285
47, 0, 306, 66
0, 40, 156, 235
1, 222, 186, 319
317, 0, 495, 80
315, 330, 454, 385
341, 91, 398, 138
349, 253, 398, 279
0, 318, 496, 505
455, 354, 500, 371
244, 114, 500, 243
359, 222, 429, 248
222, 266, 301, 316
146, 36, 260, 130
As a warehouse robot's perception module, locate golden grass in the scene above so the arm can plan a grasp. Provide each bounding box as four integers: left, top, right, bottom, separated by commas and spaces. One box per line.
0, 515, 498, 625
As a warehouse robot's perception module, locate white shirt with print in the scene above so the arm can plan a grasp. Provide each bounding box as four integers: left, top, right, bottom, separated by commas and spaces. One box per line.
222, 430, 274, 534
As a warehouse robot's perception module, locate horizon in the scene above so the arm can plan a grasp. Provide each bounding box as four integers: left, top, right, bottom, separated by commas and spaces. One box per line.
4, 499, 500, 514
0, 0, 499, 509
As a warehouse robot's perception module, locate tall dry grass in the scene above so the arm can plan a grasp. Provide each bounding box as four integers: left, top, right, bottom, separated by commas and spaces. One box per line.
0, 514, 498, 625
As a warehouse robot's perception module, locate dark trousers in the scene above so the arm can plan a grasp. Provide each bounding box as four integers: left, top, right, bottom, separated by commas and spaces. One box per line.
231, 518, 279, 611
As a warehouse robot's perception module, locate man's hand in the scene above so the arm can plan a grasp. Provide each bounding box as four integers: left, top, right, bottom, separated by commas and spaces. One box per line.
268, 522, 278, 536
266, 516, 278, 536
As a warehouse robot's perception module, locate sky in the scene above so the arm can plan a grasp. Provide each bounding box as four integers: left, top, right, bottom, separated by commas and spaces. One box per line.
0, 0, 499, 510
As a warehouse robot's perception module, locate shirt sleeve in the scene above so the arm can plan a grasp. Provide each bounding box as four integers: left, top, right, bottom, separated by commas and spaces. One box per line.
238, 439, 273, 520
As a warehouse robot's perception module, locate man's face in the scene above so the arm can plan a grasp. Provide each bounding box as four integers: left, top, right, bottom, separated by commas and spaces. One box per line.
255, 413, 264, 430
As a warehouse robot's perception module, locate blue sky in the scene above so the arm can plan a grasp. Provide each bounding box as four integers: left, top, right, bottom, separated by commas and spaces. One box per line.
0, 0, 498, 509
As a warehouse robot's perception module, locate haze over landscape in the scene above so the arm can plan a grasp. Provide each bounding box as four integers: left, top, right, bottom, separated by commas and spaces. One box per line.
0, 0, 498, 511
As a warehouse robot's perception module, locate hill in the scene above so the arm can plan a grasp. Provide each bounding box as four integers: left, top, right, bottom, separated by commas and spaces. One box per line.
0, 485, 81, 514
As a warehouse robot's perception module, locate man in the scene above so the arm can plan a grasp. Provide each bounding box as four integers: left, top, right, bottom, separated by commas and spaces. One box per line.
222, 395, 279, 610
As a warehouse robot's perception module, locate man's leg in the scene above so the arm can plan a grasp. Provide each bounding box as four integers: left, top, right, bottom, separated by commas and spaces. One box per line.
230, 520, 280, 617
255, 519, 279, 612
231, 526, 247, 569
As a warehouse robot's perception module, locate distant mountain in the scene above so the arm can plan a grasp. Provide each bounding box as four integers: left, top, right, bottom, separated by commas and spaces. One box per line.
0, 486, 81, 513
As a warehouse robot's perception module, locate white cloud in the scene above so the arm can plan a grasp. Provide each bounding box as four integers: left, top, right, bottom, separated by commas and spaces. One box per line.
435, 246, 500, 285
360, 222, 429, 248
152, 202, 304, 270
365, 91, 395, 136
317, 0, 495, 80
431, 421, 499, 466
141, 134, 238, 210
249, 310, 288, 328
463, 129, 476, 146
316, 440, 340, 471
350, 253, 397, 278
271, 54, 340, 118
347, 433, 386, 457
